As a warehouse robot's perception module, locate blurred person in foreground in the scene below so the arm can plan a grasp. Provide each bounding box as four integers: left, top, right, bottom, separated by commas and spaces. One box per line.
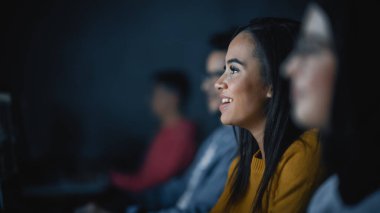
284, 0, 380, 212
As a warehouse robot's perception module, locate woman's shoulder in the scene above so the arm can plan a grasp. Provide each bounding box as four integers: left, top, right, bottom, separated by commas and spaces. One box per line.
230, 157, 240, 170
277, 129, 321, 177
225, 157, 240, 178
286, 129, 320, 158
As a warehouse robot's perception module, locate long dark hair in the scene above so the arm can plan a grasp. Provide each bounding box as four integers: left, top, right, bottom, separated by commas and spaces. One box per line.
227, 18, 303, 212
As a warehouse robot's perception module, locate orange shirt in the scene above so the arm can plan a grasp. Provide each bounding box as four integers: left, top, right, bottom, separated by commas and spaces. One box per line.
211, 129, 323, 213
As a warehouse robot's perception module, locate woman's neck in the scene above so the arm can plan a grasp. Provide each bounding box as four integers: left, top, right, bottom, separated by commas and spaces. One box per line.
248, 118, 267, 160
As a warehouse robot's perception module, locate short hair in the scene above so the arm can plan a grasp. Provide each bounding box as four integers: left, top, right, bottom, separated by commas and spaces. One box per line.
209, 28, 237, 51
153, 69, 190, 106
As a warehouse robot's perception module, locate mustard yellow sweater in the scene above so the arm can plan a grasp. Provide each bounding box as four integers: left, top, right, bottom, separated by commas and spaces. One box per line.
210, 129, 322, 213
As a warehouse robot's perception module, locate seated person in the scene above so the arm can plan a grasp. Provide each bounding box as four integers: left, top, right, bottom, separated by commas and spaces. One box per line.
111, 70, 197, 193
210, 18, 322, 213
77, 31, 237, 213
126, 29, 238, 213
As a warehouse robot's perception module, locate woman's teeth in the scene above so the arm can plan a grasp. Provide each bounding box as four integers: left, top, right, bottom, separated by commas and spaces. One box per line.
222, 98, 233, 104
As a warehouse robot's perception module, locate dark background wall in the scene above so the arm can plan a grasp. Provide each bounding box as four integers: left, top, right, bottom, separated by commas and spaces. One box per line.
2, 0, 308, 175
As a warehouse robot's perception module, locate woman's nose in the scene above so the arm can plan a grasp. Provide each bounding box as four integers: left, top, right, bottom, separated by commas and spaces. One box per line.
214, 74, 227, 91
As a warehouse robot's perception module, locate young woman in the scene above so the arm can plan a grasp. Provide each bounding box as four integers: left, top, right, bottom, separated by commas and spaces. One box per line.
284, 1, 380, 212
211, 18, 323, 213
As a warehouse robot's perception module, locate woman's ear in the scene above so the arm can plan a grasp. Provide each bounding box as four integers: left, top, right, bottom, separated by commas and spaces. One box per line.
266, 86, 273, 98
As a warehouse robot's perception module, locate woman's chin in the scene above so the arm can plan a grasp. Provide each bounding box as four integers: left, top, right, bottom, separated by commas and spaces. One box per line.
220, 114, 233, 125
220, 115, 227, 125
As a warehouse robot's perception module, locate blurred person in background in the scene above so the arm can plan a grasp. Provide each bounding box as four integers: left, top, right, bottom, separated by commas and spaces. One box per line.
124, 29, 238, 213
284, 0, 380, 212
75, 70, 199, 212
110, 70, 196, 194
121, 29, 237, 213
78, 29, 238, 213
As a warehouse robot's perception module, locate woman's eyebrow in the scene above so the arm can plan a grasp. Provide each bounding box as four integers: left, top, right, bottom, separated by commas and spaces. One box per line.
227, 58, 246, 67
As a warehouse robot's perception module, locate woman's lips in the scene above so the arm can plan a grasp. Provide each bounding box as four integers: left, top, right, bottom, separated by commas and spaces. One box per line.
219, 96, 233, 112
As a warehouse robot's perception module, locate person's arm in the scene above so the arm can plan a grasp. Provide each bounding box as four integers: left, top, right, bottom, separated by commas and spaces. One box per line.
145, 145, 236, 213
179, 146, 237, 213
209, 158, 238, 213
123, 175, 191, 212
141, 174, 190, 210
142, 127, 234, 211
111, 125, 196, 193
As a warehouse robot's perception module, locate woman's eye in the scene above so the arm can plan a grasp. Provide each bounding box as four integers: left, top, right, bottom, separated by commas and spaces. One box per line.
230, 65, 240, 74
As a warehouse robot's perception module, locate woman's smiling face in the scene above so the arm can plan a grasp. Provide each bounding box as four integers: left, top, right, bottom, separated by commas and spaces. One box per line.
215, 31, 271, 128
